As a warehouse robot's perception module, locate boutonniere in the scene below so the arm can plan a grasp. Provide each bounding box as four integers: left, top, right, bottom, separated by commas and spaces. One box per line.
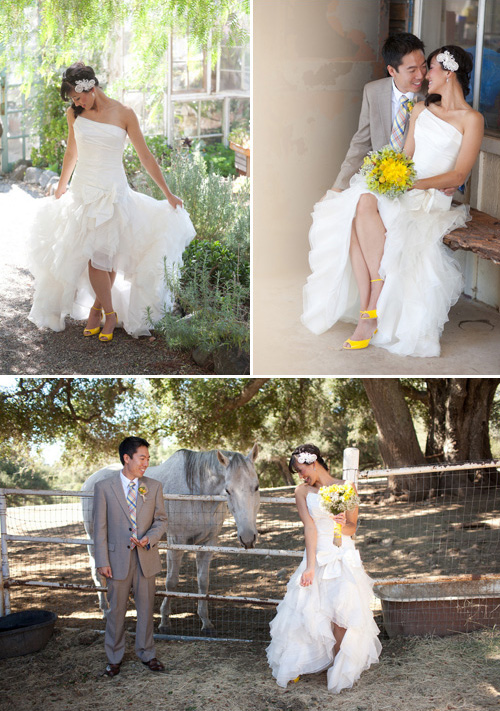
138, 484, 148, 502
407, 100, 414, 113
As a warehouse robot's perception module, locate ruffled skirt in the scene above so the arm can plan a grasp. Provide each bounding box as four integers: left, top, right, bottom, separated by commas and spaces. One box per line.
266, 540, 381, 693
28, 176, 195, 337
302, 176, 469, 357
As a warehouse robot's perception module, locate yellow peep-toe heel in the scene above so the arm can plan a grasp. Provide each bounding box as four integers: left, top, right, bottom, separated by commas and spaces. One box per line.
98, 311, 118, 342
343, 278, 382, 350
83, 306, 103, 337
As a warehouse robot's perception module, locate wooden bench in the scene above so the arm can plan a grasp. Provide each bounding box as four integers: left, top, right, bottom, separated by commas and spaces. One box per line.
444, 207, 500, 265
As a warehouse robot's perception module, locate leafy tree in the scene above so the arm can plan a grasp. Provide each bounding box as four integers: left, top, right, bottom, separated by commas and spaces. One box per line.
0, 377, 145, 464
0, 0, 249, 91
0, 378, 498, 493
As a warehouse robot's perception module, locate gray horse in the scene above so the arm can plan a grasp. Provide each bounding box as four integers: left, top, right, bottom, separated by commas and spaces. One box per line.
81, 444, 260, 634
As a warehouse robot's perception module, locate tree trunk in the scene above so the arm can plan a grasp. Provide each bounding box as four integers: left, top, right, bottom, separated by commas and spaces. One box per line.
426, 378, 500, 493
270, 457, 295, 486
362, 379, 429, 499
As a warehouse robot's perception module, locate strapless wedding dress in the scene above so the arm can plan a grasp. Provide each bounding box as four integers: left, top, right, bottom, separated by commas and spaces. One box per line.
302, 109, 469, 357
28, 116, 195, 337
266, 492, 381, 694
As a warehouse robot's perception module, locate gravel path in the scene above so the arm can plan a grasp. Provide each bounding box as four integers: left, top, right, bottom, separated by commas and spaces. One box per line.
0, 177, 213, 375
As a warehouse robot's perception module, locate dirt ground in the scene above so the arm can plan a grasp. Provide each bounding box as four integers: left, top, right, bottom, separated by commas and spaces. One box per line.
2, 485, 500, 709
0, 176, 214, 375
1, 626, 499, 711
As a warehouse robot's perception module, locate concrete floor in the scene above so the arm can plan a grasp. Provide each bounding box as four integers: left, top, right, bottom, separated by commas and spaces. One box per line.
252, 271, 500, 375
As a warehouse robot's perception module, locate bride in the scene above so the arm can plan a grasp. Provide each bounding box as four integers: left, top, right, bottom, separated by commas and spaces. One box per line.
28, 62, 195, 342
301, 46, 484, 357
266, 444, 381, 693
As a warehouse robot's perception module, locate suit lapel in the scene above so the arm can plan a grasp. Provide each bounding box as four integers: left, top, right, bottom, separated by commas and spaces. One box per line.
111, 474, 132, 520
379, 78, 393, 141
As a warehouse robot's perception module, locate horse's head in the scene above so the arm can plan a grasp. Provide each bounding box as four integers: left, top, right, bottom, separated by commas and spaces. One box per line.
217, 443, 260, 549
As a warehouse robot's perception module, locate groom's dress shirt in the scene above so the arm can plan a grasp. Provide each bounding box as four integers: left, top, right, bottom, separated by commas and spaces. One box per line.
120, 470, 138, 501
333, 76, 424, 190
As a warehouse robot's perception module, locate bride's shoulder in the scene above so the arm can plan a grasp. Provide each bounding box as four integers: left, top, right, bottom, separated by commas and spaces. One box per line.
463, 107, 484, 128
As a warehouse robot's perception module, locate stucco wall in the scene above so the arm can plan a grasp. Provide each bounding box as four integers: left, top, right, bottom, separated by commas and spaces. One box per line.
253, 0, 389, 279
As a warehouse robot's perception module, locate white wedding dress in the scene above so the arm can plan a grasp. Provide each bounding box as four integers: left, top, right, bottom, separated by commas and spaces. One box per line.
302, 109, 469, 357
28, 116, 196, 337
266, 492, 381, 694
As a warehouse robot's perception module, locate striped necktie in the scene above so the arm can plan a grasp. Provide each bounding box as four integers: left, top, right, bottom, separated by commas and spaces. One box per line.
389, 97, 409, 150
127, 481, 137, 546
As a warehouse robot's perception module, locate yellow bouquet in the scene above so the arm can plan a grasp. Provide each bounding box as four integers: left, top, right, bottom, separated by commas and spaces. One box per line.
318, 483, 360, 544
360, 145, 416, 198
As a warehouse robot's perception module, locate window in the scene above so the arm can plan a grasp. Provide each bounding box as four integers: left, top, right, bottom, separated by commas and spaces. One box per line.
419, 0, 500, 136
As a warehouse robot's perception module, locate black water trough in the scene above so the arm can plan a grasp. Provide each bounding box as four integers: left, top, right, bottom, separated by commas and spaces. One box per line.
0, 610, 57, 659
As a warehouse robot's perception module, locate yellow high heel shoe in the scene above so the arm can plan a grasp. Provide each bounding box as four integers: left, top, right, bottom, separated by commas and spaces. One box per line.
343, 308, 379, 350
98, 311, 118, 342
83, 306, 103, 337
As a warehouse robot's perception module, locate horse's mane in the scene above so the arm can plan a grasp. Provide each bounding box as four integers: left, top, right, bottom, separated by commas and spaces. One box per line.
181, 449, 247, 493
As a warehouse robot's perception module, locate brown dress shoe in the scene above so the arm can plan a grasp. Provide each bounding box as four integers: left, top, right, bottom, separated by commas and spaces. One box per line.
142, 657, 165, 672
103, 663, 121, 677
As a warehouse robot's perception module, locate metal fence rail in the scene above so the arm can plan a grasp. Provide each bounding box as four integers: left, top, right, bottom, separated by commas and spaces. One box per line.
1, 450, 499, 640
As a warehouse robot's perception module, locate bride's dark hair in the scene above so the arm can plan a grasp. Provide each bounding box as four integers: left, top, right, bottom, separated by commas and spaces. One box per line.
425, 45, 473, 107
288, 444, 329, 475
60, 62, 99, 116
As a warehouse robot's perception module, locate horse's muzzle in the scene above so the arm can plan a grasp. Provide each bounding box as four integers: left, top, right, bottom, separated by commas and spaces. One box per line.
239, 533, 257, 549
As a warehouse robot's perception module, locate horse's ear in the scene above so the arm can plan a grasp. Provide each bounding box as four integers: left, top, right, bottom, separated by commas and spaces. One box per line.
217, 450, 230, 467
248, 443, 259, 462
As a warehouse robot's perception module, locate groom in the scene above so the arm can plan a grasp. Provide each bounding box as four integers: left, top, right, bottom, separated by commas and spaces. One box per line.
93, 436, 168, 677
333, 32, 427, 190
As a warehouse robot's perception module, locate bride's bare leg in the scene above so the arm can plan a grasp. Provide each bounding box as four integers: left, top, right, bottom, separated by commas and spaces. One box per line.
88, 262, 117, 337
355, 193, 386, 311
344, 194, 386, 347
333, 623, 346, 655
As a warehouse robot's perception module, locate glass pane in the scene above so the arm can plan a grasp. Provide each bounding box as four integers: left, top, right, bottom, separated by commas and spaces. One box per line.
220, 46, 243, 71
230, 98, 250, 133
123, 91, 145, 121
479, 0, 500, 133
219, 70, 242, 91
199, 100, 222, 136
172, 62, 188, 92
186, 59, 204, 90
174, 101, 198, 138
8, 112, 23, 135
8, 137, 23, 163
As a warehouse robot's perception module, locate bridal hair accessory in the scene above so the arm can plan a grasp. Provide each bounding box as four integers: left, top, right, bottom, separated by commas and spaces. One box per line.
74, 78, 96, 93
137, 483, 148, 502
295, 452, 317, 464
436, 50, 459, 72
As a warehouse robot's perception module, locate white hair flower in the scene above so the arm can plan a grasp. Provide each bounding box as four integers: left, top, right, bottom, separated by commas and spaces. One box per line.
436, 51, 459, 72
295, 452, 317, 464
74, 78, 96, 93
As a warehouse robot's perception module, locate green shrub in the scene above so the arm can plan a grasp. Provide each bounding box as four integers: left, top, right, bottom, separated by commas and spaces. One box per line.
149, 259, 249, 353
195, 141, 237, 177
30, 74, 67, 170
182, 239, 249, 290
123, 134, 173, 181
143, 149, 250, 258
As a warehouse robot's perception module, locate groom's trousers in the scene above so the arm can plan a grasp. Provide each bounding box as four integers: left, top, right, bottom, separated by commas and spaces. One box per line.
104, 548, 157, 664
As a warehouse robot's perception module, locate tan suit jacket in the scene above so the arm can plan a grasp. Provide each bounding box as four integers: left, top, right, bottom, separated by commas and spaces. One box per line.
93, 473, 167, 580
333, 76, 425, 190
